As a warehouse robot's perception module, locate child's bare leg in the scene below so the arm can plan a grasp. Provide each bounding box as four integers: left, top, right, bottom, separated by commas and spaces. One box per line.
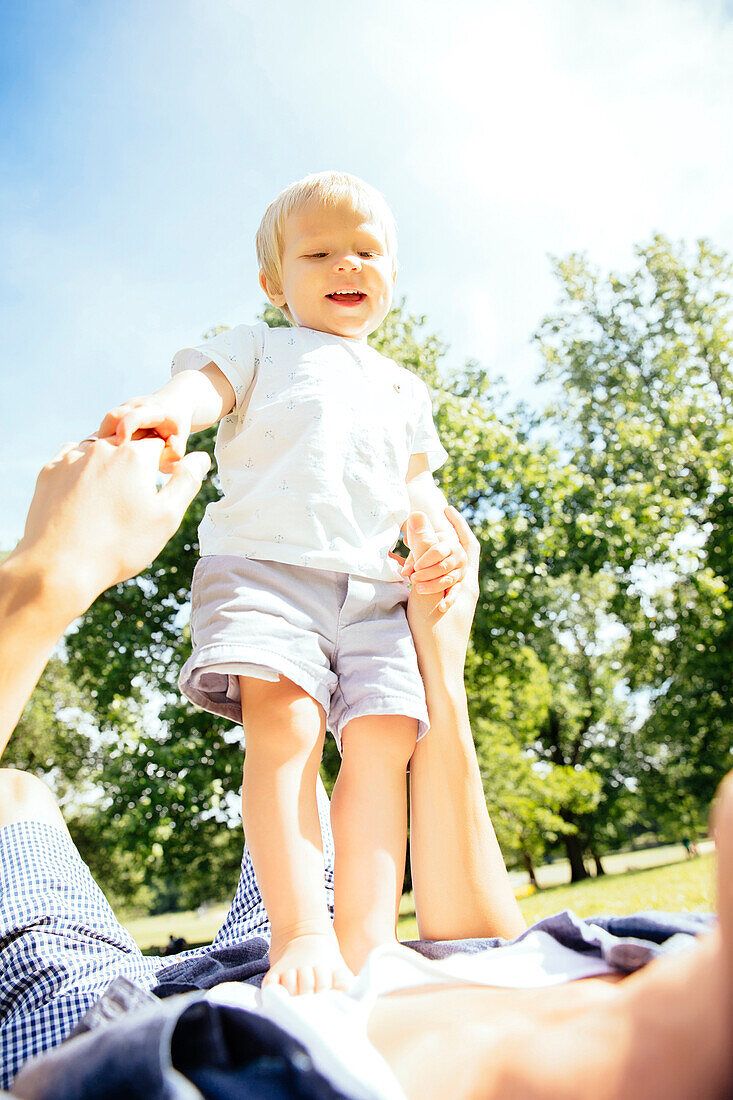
239, 675, 351, 995
330, 714, 417, 974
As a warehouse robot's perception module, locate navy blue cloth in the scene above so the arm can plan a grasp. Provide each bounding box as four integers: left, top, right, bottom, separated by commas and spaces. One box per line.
14, 993, 350, 1100
154, 938, 271, 997
406, 909, 714, 958
588, 911, 714, 940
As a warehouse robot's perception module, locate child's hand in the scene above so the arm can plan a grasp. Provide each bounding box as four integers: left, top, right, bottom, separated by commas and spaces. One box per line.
399, 510, 469, 612
98, 397, 192, 474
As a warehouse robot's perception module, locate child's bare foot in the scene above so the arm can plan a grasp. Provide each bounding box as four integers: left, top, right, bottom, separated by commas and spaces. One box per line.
264, 926, 354, 996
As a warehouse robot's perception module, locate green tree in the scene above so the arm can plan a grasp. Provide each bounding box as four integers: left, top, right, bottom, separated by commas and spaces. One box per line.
18, 249, 725, 903
537, 236, 733, 819
4, 654, 99, 802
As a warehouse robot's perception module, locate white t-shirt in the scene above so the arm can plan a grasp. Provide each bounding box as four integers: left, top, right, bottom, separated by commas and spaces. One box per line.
172, 323, 448, 582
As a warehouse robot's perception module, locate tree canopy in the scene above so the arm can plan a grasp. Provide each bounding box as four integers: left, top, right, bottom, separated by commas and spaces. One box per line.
6, 237, 731, 903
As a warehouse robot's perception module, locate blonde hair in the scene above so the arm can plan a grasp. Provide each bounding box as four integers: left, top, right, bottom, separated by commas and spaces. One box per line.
256, 171, 398, 322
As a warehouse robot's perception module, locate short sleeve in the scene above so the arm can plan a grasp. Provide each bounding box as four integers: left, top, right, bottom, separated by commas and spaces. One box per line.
412, 378, 449, 472
171, 324, 262, 409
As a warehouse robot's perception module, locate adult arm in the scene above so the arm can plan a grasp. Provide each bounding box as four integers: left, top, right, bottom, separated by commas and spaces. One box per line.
0, 437, 210, 761
406, 509, 526, 941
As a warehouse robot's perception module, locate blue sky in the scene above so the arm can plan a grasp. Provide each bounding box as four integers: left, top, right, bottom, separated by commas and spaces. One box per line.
3, 0, 733, 546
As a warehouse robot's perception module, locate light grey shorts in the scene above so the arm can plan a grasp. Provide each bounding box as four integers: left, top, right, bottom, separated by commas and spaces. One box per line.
179, 555, 429, 749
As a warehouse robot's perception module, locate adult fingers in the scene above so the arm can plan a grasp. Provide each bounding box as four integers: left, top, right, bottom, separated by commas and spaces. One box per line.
48, 440, 83, 463
442, 506, 481, 604
158, 436, 188, 475
168, 432, 187, 461
443, 505, 480, 564
411, 545, 468, 584
411, 540, 455, 571
414, 574, 460, 595
158, 450, 211, 518
439, 585, 461, 612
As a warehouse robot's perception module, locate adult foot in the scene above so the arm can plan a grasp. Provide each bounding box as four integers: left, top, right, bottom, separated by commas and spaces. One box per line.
264, 926, 353, 996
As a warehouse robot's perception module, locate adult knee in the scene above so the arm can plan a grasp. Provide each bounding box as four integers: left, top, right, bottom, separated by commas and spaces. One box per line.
0, 768, 68, 832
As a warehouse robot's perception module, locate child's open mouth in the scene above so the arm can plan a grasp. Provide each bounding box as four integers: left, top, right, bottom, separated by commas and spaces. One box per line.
326, 291, 366, 306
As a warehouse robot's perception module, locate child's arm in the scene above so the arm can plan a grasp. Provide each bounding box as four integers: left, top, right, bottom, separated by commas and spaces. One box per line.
98, 362, 236, 473
404, 453, 467, 611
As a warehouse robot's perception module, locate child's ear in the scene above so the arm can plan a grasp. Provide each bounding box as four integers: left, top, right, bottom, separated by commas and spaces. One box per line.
259, 269, 286, 308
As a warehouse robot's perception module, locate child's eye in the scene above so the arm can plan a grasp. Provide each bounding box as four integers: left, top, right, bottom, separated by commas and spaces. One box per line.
308, 252, 328, 258
359, 251, 375, 258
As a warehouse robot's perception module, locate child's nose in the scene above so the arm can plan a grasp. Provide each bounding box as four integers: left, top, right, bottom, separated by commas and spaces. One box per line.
334, 252, 361, 272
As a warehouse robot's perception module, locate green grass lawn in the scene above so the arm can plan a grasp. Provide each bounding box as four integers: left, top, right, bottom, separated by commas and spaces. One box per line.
516, 851, 714, 925
123, 902, 231, 955
124, 851, 715, 953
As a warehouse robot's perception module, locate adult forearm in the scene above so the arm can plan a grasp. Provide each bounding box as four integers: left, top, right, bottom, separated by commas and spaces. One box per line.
0, 553, 82, 761
409, 674, 526, 942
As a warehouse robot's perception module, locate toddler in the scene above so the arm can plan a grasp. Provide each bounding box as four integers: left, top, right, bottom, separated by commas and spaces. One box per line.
99, 172, 464, 993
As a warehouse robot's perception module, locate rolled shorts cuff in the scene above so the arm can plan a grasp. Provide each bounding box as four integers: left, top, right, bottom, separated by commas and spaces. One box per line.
332, 694, 430, 751
179, 643, 333, 726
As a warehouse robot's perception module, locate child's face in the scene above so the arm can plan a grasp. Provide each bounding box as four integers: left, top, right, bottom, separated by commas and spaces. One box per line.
260, 198, 396, 340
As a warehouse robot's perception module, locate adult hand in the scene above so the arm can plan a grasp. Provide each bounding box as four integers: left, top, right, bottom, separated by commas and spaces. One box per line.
400, 524, 468, 602
15, 435, 210, 616
399, 508, 479, 685
98, 395, 193, 474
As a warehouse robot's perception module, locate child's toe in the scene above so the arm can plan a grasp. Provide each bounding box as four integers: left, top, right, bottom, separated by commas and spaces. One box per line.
296, 966, 317, 996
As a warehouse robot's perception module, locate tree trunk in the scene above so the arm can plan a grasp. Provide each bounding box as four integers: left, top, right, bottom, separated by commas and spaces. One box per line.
591, 850, 606, 877
563, 831, 590, 882
522, 851, 540, 890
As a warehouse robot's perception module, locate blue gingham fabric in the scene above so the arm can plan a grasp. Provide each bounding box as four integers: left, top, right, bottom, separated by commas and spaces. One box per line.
0, 821, 160, 1090
0, 781, 335, 1091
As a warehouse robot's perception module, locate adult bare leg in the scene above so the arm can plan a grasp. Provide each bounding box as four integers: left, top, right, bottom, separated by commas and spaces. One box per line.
0, 768, 70, 835
370, 775, 733, 1100
331, 714, 417, 975
239, 675, 351, 995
